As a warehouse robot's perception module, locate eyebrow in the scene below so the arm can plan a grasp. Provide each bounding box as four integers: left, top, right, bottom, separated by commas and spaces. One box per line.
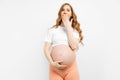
62, 7, 70, 10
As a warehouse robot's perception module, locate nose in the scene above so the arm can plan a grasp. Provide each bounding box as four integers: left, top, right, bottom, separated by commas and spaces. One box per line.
63, 11, 67, 14
63, 10, 67, 14
63, 13, 67, 14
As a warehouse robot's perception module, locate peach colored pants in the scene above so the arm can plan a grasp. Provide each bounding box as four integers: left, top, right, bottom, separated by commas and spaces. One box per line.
49, 60, 80, 80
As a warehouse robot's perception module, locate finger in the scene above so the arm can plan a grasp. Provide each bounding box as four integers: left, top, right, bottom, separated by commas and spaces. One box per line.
58, 67, 65, 70
62, 14, 66, 17
62, 14, 64, 17
58, 65, 67, 69
59, 64, 67, 68
55, 60, 63, 64
62, 14, 68, 17
71, 19, 73, 22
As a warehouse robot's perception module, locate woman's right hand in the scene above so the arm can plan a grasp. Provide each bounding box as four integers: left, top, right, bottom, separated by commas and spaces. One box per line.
51, 61, 67, 69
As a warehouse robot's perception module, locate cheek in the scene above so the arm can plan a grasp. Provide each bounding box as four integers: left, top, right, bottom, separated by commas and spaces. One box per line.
60, 12, 64, 17
68, 14, 71, 17
61, 11, 64, 14
68, 12, 72, 16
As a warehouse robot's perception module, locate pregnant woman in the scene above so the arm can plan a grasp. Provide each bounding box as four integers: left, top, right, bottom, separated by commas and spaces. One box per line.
44, 3, 83, 80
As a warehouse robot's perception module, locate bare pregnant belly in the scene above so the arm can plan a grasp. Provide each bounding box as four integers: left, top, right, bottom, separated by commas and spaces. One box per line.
51, 45, 76, 65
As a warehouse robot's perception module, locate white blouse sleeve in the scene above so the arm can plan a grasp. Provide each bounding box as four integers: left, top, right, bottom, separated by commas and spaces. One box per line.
73, 29, 80, 40
44, 29, 53, 43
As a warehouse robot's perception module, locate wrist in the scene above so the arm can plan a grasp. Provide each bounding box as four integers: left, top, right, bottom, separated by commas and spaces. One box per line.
50, 61, 54, 65
65, 25, 72, 30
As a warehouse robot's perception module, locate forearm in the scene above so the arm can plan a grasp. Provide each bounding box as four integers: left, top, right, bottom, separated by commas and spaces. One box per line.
44, 49, 53, 65
65, 25, 78, 50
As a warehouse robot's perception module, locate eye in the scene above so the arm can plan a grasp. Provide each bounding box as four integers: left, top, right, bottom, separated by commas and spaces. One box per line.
67, 9, 70, 12
62, 8, 65, 11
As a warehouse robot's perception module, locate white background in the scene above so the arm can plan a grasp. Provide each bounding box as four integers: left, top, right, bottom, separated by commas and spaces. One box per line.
0, 0, 120, 80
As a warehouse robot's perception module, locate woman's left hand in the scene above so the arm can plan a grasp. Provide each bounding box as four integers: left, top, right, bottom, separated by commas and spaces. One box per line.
61, 14, 73, 28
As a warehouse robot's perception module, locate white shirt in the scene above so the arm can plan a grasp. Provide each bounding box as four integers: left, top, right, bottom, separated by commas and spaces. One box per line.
44, 26, 80, 47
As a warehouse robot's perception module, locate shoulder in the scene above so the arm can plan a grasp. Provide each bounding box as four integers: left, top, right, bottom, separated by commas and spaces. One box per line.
48, 27, 55, 31
47, 27, 57, 34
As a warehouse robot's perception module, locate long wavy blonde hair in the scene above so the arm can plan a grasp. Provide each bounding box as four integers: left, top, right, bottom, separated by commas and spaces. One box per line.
52, 3, 83, 45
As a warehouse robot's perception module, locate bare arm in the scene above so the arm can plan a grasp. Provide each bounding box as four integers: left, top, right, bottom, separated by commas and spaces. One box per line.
44, 42, 53, 65
65, 25, 79, 51
44, 42, 67, 69
61, 14, 79, 51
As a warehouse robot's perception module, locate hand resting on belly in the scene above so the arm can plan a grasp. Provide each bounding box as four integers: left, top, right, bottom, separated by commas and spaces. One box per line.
51, 44, 76, 65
